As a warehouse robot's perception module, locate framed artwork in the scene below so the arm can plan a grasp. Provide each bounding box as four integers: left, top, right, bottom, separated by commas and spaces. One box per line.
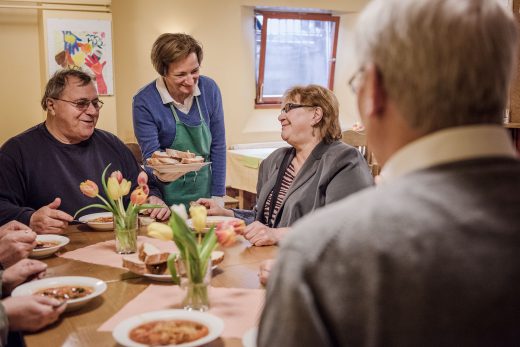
45, 18, 114, 95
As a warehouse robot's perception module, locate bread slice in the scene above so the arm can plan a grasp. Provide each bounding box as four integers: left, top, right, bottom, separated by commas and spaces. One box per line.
123, 254, 168, 275
165, 148, 196, 159
180, 156, 204, 164
138, 242, 170, 265
151, 151, 170, 158
157, 157, 180, 165
211, 250, 224, 266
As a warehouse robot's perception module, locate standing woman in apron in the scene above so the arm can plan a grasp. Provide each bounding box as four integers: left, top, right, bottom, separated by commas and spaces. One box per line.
133, 33, 226, 208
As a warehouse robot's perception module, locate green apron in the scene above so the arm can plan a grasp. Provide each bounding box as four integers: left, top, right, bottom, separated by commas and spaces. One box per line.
163, 97, 212, 208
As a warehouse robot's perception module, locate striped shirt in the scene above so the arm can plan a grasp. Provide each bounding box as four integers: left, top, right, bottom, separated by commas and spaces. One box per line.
263, 162, 296, 227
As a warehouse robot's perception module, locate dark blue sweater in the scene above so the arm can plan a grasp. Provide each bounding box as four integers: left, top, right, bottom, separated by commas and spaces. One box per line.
132, 75, 226, 196
0, 123, 162, 225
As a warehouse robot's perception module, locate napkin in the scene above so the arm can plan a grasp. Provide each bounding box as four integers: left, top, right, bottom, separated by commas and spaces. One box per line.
98, 285, 265, 338
60, 236, 177, 269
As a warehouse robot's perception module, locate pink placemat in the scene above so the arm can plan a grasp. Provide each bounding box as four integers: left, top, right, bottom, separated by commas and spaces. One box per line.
98, 285, 264, 338
60, 236, 177, 269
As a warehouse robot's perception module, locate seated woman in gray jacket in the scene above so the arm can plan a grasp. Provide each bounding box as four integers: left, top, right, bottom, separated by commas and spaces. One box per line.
197, 84, 373, 246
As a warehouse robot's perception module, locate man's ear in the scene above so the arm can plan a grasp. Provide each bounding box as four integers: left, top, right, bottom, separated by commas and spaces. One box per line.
362, 63, 387, 119
46, 98, 56, 115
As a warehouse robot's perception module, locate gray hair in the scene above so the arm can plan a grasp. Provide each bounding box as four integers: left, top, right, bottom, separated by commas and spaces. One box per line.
41, 69, 93, 111
354, 0, 518, 133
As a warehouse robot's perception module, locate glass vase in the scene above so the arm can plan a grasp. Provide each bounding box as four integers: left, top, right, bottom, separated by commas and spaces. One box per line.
181, 258, 211, 311
113, 214, 138, 254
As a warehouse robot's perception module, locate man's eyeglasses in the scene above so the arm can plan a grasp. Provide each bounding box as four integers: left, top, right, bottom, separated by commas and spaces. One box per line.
53, 98, 104, 111
348, 66, 365, 94
281, 103, 316, 114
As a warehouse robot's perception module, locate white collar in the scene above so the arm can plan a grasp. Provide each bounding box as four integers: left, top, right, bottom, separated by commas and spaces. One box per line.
380, 124, 517, 183
155, 77, 201, 105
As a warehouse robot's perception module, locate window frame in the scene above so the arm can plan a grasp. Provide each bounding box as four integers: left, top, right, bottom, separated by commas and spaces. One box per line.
255, 10, 340, 108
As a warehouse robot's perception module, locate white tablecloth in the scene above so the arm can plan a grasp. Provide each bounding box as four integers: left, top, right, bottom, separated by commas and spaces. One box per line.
226, 147, 280, 193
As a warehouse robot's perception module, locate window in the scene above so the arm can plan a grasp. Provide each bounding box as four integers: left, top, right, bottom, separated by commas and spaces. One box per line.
255, 10, 340, 106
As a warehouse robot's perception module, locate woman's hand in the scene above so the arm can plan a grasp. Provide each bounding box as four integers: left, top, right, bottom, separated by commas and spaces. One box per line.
196, 198, 233, 217
147, 195, 171, 221
243, 222, 289, 246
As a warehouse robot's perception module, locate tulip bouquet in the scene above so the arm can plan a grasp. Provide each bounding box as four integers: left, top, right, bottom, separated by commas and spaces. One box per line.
75, 164, 161, 253
147, 204, 240, 311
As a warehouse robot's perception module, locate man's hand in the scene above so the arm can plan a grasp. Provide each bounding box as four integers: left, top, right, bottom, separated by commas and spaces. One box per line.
243, 222, 289, 247
29, 198, 73, 234
147, 196, 171, 221
0, 220, 31, 239
259, 259, 275, 286
196, 198, 234, 217
2, 259, 47, 294
2, 296, 66, 332
0, 229, 37, 268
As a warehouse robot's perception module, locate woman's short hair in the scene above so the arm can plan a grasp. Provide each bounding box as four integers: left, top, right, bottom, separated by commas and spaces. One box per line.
41, 69, 93, 111
151, 33, 203, 76
284, 85, 342, 144
354, 0, 518, 133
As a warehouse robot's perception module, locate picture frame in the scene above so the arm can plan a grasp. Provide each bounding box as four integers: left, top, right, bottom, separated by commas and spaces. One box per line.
44, 16, 114, 95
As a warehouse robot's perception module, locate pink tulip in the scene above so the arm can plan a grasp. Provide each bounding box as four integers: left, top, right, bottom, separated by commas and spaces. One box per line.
79, 180, 98, 198
130, 187, 148, 205
141, 184, 150, 196
110, 170, 123, 183
137, 171, 148, 187
215, 222, 237, 247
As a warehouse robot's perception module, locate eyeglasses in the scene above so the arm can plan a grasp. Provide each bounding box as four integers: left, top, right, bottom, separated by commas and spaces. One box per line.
53, 98, 104, 111
348, 66, 365, 94
281, 103, 316, 114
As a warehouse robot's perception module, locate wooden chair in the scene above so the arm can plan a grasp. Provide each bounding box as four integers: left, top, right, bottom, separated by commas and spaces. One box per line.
342, 130, 380, 176
125, 142, 143, 165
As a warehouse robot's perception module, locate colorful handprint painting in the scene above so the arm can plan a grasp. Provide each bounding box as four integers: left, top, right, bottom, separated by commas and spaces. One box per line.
46, 18, 113, 95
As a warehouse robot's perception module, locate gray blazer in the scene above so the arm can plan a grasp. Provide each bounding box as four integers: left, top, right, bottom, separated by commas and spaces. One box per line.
245, 140, 373, 227
258, 157, 520, 346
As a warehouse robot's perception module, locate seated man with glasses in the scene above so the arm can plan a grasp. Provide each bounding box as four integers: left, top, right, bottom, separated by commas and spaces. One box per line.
0, 69, 170, 233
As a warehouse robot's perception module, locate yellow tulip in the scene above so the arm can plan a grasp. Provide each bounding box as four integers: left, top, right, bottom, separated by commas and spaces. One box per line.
147, 222, 173, 241
189, 205, 207, 233
120, 179, 131, 196
107, 176, 121, 200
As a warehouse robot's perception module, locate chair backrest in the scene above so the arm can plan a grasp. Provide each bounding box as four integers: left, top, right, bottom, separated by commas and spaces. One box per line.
342, 130, 369, 161
125, 142, 143, 165
342, 130, 380, 176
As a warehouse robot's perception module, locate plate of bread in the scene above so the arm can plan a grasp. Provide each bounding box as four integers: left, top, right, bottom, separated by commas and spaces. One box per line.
123, 242, 224, 282
146, 150, 210, 176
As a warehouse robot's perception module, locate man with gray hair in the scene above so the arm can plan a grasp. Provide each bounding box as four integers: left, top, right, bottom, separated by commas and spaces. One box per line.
258, 0, 520, 345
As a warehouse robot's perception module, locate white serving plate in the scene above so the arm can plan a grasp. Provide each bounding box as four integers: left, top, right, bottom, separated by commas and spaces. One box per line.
11, 276, 107, 312
30, 234, 70, 259
242, 326, 258, 347
112, 309, 224, 347
186, 216, 240, 233
79, 212, 113, 231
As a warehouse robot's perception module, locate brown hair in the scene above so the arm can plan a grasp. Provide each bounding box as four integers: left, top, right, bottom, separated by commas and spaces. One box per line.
41, 68, 93, 111
151, 33, 203, 76
283, 85, 342, 144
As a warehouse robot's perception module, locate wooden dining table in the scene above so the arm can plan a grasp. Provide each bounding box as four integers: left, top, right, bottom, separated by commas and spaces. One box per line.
23, 224, 277, 347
